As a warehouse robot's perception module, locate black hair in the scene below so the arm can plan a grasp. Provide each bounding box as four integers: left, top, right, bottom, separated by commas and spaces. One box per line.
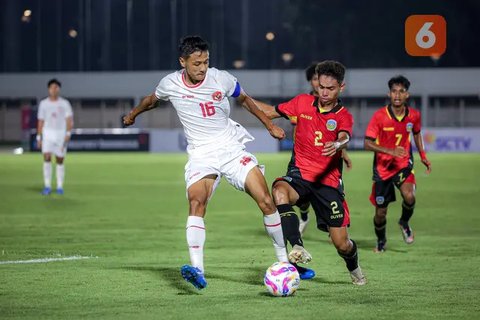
315, 60, 346, 84
178, 35, 209, 58
47, 78, 61, 88
388, 75, 410, 90
305, 62, 318, 81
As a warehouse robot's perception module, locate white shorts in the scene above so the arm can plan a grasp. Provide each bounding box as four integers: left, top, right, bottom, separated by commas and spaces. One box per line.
184, 144, 259, 194
42, 139, 67, 157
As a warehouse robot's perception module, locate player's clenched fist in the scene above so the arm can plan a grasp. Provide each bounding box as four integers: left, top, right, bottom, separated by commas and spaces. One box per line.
123, 114, 135, 126
268, 125, 285, 140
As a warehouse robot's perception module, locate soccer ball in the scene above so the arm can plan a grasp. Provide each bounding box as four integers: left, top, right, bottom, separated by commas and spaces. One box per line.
264, 262, 300, 297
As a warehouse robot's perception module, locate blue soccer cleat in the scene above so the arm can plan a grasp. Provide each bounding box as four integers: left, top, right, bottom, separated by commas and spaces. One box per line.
56, 188, 64, 195
294, 264, 316, 280
181, 265, 207, 289
41, 187, 51, 195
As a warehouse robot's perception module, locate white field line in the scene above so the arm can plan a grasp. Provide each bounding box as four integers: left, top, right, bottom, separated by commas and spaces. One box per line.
0, 255, 97, 265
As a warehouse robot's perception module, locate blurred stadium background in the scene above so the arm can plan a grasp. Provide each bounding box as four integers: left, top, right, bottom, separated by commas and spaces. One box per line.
1, 0, 480, 153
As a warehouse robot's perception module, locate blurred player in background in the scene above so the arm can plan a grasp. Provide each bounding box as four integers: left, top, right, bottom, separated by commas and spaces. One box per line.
297, 63, 352, 236
364, 75, 432, 253
123, 35, 288, 290
255, 61, 366, 285
36, 79, 73, 195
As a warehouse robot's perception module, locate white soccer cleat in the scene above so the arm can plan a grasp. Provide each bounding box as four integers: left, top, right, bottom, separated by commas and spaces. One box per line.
299, 215, 310, 236
288, 244, 312, 264
399, 224, 415, 244
350, 266, 367, 286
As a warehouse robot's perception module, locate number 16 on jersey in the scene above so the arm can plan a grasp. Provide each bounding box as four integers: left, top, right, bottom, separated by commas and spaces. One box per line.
199, 102, 216, 117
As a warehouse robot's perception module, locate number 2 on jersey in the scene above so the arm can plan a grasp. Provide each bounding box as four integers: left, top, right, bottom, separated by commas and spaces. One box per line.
199, 102, 216, 117
314, 131, 323, 146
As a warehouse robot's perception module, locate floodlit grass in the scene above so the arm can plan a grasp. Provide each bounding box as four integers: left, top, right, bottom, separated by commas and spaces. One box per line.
0, 152, 479, 319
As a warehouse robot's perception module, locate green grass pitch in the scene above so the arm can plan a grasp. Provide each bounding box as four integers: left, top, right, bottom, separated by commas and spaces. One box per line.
0, 152, 479, 319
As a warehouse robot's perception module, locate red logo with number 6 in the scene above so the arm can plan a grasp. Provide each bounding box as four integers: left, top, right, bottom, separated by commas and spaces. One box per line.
405, 15, 446, 57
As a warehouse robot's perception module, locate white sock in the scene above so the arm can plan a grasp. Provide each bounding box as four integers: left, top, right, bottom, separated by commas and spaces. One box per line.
263, 211, 288, 262
43, 162, 52, 188
56, 164, 65, 189
186, 216, 206, 273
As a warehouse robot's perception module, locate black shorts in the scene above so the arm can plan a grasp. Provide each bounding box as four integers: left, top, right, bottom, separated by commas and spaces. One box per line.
370, 167, 416, 208
273, 176, 350, 232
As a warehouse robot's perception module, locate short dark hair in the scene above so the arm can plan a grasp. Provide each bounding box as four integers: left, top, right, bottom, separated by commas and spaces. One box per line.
305, 62, 318, 81
47, 78, 61, 88
388, 75, 410, 90
315, 60, 346, 84
178, 35, 209, 58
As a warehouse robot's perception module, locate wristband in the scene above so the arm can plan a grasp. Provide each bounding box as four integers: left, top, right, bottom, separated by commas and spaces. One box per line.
333, 142, 341, 150
66, 131, 72, 137
419, 151, 427, 161
36, 134, 41, 141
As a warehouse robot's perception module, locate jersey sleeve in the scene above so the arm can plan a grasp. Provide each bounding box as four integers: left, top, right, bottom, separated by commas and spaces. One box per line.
412, 110, 421, 134
65, 100, 73, 118
338, 109, 354, 138
276, 95, 302, 119
365, 112, 381, 140
154, 77, 171, 101
37, 101, 45, 120
217, 70, 241, 98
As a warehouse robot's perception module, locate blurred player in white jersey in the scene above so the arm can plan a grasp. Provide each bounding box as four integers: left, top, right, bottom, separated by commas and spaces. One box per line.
36, 79, 73, 195
123, 36, 288, 290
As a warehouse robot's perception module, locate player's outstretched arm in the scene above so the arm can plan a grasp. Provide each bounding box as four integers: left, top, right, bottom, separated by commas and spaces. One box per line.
123, 94, 159, 126
250, 98, 281, 120
413, 132, 432, 173
237, 92, 285, 140
364, 138, 407, 158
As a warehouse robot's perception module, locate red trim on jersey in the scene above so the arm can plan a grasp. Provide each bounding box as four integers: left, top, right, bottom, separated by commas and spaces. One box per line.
182, 70, 205, 88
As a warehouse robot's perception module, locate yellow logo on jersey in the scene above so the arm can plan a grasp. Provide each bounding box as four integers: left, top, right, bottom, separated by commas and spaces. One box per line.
300, 114, 312, 120
383, 127, 394, 131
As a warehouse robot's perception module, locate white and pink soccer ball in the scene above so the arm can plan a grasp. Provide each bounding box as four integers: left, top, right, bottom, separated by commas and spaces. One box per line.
264, 262, 300, 297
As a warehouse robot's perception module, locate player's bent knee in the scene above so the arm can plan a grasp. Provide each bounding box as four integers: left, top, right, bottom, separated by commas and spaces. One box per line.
188, 198, 208, 214
403, 193, 415, 206
272, 184, 289, 205
257, 194, 276, 214
334, 240, 351, 253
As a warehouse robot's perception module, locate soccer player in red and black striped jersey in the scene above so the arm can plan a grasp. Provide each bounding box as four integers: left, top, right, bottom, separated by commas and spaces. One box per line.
364, 75, 432, 253
256, 61, 366, 285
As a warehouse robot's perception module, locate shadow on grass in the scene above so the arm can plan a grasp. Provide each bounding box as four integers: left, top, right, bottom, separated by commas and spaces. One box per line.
207, 265, 266, 287
122, 265, 201, 295
309, 276, 351, 285
354, 238, 409, 253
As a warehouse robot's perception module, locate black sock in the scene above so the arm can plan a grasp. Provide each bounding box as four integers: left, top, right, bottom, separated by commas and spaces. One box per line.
399, 201, 415, 227
300, 211, 309, 222
298, 203, 310, 221
337, 239, 359, 272
292, 263, 307, 274
277, 204, 303, 247
374, 217, 387, 242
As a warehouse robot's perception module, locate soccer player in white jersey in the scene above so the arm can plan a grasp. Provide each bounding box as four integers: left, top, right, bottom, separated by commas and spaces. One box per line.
36, 79, 73, 195
123, 35, 288, 290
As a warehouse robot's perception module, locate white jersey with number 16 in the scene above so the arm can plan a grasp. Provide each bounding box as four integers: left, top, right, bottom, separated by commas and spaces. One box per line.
155, 67, 243, 148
